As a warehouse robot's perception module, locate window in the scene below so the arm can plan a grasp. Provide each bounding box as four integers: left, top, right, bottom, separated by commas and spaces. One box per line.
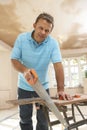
49, 55, 87, 88
63, 55, 87, 87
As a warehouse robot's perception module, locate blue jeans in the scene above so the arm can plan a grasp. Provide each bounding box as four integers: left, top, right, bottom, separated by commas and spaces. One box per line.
18, 88, 49, 130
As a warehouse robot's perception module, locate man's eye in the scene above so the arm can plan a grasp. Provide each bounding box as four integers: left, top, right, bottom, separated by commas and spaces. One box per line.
39, 27, 43, 30
45, 30, 49, 33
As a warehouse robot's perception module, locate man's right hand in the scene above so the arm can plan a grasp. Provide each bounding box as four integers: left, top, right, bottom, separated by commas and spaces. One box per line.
24, 69, 38, 85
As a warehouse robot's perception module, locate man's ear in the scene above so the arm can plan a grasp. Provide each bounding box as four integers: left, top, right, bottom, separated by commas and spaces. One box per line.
33, 23, 36, 29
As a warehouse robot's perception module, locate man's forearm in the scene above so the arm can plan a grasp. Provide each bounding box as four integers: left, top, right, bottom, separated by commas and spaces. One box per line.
11, 59, 28, 73
53, 62, 64, 92
54, 63, 73, 100
56, 70, 64, 92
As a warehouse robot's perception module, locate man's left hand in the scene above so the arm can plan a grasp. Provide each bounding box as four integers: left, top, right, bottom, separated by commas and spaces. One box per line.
58, 91, 73, 100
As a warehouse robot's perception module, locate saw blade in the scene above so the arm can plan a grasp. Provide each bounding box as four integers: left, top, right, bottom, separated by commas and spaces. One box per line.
32, 80, 68, 128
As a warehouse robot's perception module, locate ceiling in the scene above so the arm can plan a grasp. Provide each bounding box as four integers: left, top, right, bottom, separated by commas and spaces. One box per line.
0, 0, 87, 52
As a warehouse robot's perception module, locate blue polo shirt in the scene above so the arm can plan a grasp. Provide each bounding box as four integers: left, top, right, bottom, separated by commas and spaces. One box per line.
11, 32, 62, 91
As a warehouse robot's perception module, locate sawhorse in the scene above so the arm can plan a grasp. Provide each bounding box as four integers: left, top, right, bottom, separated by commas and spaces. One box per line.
7, 94, 87, 130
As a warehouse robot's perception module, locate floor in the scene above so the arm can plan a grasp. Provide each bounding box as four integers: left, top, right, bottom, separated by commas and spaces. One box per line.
0, 104, 87, 130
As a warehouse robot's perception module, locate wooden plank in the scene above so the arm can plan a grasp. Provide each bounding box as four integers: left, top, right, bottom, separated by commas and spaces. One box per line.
6, 97, 45, 105
53, 94, 87, 106
7, 94, 87, 106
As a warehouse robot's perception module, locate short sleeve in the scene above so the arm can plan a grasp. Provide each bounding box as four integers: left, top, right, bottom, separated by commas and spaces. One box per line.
10, 34, 22, 61
51, 41, 62, 63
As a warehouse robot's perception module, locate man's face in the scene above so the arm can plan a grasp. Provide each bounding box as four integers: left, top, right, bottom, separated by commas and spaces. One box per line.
33, 18, 53, 43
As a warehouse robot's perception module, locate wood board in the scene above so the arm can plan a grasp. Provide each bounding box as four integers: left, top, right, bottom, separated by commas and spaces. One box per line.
53, 94, 87, 106
7, 94, 87, 106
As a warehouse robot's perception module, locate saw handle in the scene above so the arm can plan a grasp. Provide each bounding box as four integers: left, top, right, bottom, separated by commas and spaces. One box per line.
25, 69, 38, 85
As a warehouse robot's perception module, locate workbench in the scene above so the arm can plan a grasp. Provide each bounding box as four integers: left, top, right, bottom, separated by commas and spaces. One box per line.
50, 94, 87, 130
7, 94, 87, 130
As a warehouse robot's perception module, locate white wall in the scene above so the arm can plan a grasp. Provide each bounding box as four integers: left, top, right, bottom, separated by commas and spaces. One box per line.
0, 47, 18, 109
49, 87, 83, 97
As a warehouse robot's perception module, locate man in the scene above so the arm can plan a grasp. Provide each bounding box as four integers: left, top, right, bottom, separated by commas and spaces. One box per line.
11, 12, 72, 130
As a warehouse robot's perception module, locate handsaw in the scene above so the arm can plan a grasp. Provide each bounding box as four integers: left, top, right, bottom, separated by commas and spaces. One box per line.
26, 69, 68, 128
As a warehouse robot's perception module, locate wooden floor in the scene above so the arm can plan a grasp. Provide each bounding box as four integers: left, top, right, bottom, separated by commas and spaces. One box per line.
0, 105, 87, 130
